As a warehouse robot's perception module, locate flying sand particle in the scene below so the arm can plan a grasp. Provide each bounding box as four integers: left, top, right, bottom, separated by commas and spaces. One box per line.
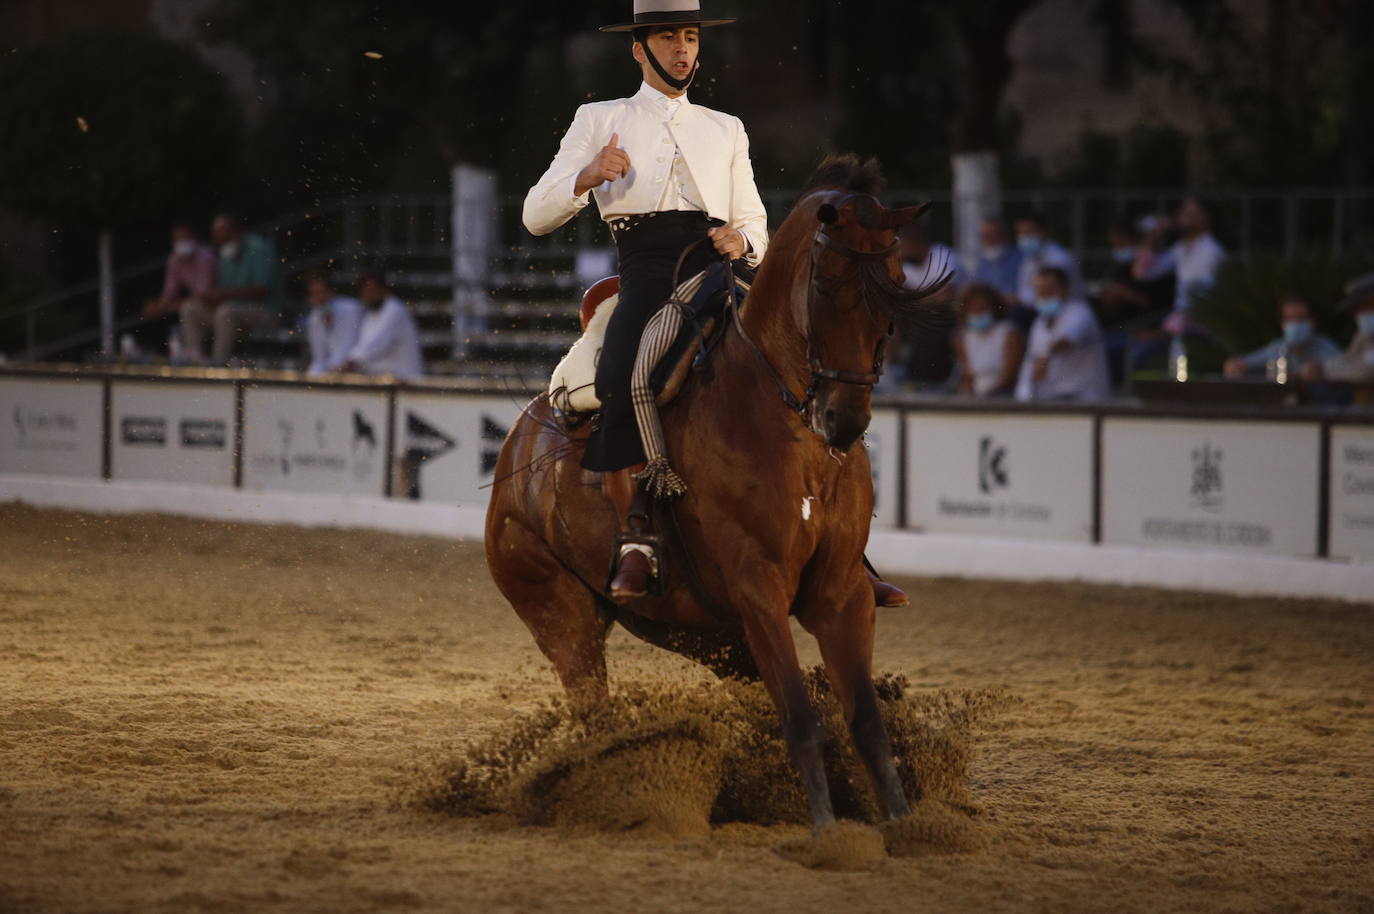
75, 116, 89, 133
364, 51, 383, 60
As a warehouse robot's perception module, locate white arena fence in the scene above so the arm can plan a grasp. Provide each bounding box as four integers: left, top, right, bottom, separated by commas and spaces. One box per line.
2, 366, 1372, 604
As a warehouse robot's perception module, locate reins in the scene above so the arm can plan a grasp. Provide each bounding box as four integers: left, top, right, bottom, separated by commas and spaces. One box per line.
724, 258, 810, 415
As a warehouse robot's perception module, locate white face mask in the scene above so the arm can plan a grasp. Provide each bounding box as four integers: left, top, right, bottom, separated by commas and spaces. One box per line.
173, 239, 197, 257
219, 241, 240, 260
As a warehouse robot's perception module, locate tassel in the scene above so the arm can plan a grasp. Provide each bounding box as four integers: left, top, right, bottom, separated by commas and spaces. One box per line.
635, 457, 688, 500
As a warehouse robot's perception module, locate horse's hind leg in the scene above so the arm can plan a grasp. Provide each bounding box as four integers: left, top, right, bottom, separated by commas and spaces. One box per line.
803, 583, 912, 821
487, 516, 612, 699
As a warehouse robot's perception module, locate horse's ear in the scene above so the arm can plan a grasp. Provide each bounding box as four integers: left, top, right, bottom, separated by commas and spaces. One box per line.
879, 202, 932, 230
817, 203, 839, 226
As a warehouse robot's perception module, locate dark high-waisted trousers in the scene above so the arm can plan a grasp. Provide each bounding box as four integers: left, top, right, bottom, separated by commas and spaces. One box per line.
580, 210, 721, 473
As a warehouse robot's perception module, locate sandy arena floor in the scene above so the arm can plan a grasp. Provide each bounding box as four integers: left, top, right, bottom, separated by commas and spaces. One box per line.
1, 503, 1372, 913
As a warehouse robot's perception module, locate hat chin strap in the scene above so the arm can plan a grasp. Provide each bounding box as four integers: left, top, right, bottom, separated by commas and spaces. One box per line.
635, 28, 698, 92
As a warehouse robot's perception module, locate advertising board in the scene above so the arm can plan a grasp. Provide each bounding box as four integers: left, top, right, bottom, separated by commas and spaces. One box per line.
865, 408, 900, 529
1328, 424, 1374, 563
905, 412, 1095, 542
242, 386, 389, 496
110, 381, 235, 486
0, 377, 104, 478
1101, 418, 1320, 558
392, 392, 531, 505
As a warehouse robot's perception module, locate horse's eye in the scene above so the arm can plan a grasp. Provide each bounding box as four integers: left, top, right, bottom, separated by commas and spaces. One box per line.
817, 204, 839, 226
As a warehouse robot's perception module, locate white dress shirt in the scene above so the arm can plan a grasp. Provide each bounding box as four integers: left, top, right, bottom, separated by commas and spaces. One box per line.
961, 321, 1017, 396
347, 296, 424, 380
1138, 232, 1226, 312
1015, 300, 1109, 402
522, 82, 769, 267
305, 295, 364, 374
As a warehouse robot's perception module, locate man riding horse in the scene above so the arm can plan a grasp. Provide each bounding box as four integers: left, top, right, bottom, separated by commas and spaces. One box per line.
522, 0, 906, 608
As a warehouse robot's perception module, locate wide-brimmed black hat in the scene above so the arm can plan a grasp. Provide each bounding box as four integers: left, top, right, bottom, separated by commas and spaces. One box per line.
600, 0, 735, 33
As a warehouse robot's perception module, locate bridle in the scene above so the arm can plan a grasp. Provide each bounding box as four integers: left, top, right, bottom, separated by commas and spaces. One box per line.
804, 227, 898, 391
726, 212, 899, 422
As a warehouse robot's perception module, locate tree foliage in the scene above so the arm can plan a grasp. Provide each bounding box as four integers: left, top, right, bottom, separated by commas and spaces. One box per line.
1096, 0, 1374, 187
208, 0, 628, 209
0, 30, 242, 228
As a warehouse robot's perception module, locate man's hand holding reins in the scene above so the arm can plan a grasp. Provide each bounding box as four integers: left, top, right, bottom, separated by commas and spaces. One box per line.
575, 133, 632, 195
709, 224, 748, 260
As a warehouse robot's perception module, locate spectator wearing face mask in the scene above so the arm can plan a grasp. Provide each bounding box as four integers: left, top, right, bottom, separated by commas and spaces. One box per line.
1015, 266, 1110, 402
1223, 295, 1340, 380
179, 213, 285, 365
339, 270, 425, 380
140, 221, 216, 356
971, 216, 1022, 300
1013, 212, 1085, 310
1301, 274, 1374, 384
954, 283, 1024, 397
300, 271, 364, 375
1095, 217, 1173, 326
1094, 217, 1177, 387
1133, 197, 1226, 336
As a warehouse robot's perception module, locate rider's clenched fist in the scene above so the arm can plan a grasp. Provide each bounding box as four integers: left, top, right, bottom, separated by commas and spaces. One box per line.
575, 133, 632, 196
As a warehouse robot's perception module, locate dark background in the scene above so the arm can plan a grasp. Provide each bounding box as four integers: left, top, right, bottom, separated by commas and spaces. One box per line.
1, 0, 1372, 335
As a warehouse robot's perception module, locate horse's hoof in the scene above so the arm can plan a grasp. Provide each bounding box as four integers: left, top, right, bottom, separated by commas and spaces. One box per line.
775, 820, 887, 871
609, 548, 653, 602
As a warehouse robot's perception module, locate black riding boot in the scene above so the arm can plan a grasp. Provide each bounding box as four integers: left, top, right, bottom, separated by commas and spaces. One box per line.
609, 484, 661, 601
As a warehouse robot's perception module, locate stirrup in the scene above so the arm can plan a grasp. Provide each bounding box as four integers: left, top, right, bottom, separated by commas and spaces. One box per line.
608, 530, 663, 595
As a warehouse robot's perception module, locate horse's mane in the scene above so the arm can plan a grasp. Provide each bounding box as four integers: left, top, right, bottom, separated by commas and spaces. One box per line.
802, 154, 886, 196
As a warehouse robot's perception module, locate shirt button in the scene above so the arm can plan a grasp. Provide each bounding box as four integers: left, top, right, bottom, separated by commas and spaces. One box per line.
662, 138, 670, 145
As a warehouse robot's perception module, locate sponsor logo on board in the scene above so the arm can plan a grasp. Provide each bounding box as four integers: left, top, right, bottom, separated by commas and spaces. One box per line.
12, 405, 79, 452
1190, 442, 1223, 511
978, 435, 1009, 494
933, 433, 1051, 524
121, 416, 167, 447
180, 419, 227, 449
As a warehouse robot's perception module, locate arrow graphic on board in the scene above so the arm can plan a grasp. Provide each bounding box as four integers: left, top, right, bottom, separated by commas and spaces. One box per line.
398, 410, 458, 500
405, 411, 456, 461
481, 415, 508, 477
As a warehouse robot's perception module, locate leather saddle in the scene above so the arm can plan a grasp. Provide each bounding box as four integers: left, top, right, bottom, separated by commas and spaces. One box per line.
551, 260, 753, 415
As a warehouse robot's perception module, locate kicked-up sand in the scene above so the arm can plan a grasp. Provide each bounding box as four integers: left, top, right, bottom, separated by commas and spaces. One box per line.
1, 503, 1371, 912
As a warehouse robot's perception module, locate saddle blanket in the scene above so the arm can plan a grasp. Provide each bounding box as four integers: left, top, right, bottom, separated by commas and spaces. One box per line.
548, 292, 617, 414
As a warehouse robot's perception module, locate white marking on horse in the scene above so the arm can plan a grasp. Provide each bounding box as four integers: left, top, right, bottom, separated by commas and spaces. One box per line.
801, 496, 815, 521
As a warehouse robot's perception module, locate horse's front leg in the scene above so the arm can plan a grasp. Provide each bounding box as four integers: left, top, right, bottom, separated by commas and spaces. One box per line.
737, 580, 836, 832
803, 577, 912, 821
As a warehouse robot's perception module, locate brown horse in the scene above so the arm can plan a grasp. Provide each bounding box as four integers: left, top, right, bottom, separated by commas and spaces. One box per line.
485, 155, 951, 832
